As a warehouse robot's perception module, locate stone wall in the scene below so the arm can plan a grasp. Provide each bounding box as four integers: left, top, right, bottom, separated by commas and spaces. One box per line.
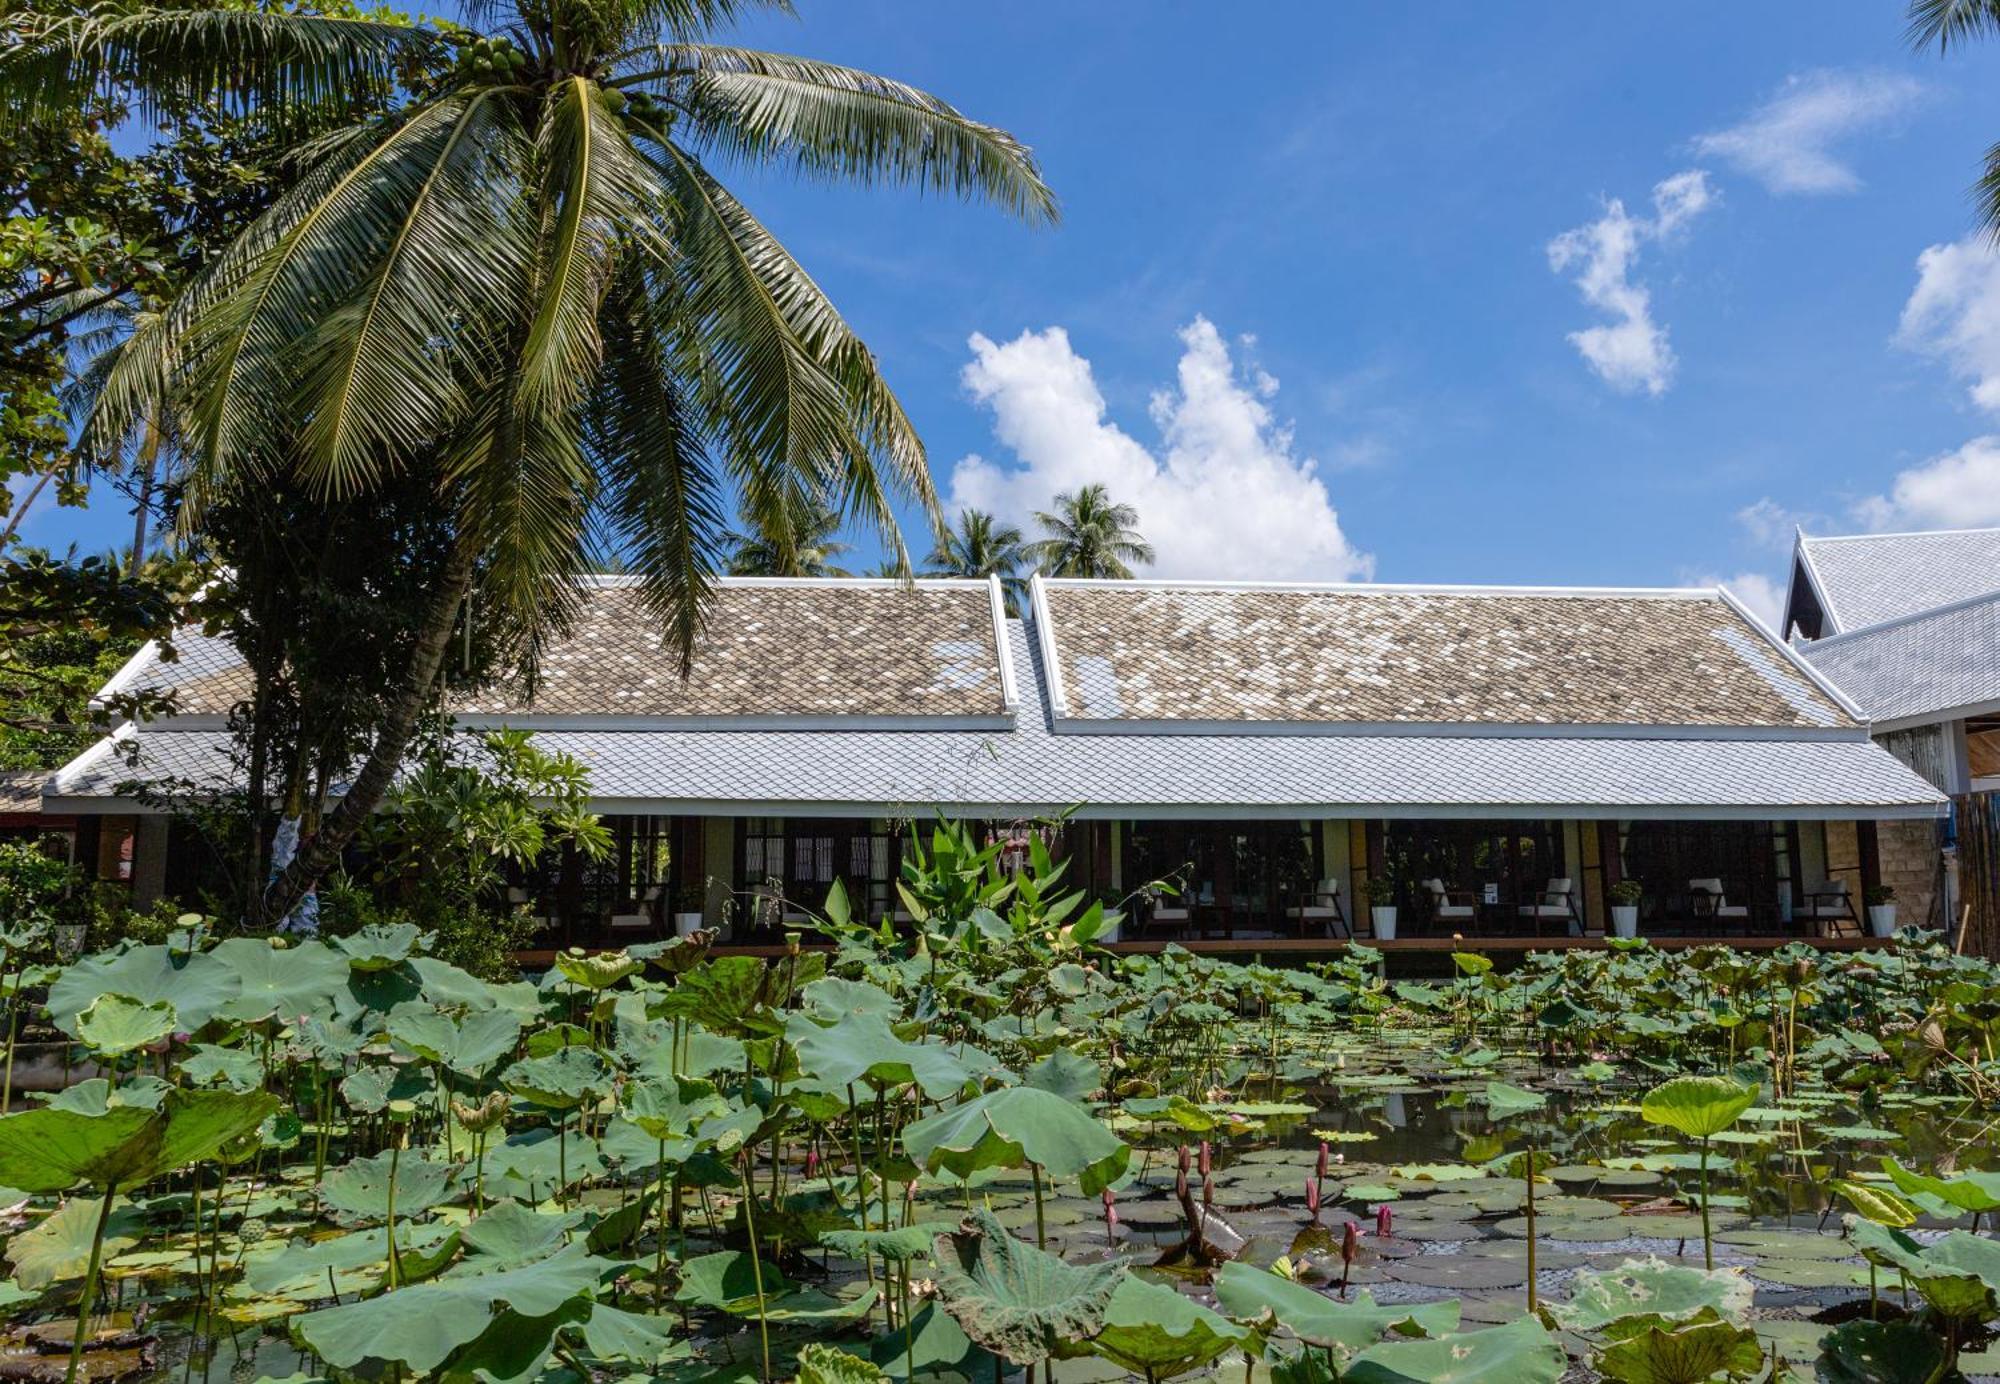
1876, 819, 1943, 931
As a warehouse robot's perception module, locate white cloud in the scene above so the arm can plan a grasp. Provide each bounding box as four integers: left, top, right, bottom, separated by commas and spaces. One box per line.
1693, 70, 1924, 196
1546, 170, 1715, 396
1688, 570, 1787, 632
1853, 435, 2000, 530
1735, 497, 1823, 549
1898, 236, 2000, 414
946, 318, 1372, 581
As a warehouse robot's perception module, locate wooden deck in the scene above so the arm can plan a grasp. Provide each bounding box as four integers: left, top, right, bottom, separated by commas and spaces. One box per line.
518, 932, 1894, 967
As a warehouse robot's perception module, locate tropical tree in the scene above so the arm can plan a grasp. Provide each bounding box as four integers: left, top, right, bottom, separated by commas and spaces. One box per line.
1028, 484, 1153, 579
1909, 1, 2000, 228
723, 496, 851, 578
0, 0, 1054, 925
925, 507, 1024, 609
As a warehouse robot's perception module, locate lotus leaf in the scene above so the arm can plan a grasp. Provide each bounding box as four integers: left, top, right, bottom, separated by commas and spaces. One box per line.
502, 1047, 612, 1109
45, 944, 237, 1037
1344, 1316, 1565, 1384
1212, 1263, 1459, 1351
1815, 1318, 1949, 1384
293, 1241, 612, 1372
386, 1006, 523, 1075
460, 1200, 586, 1266
903, 1086, 1129, 1195
1090, 1274, 1254, 1378
319, 1151, 459, 1222
786, 1011, 977, 1099
7, 1198, 145, 1289
1880, 1157, 2000, 1214
672, 1250, 797, 1314
0, 1088, 276, 1192
928, 1209, 1123, 1365
1548, 1258, 1752, 1333
1024, 1048, 1100, 1103
1639, 1078, 1757, 1141
76, 995, 176, 1057
796, 1342, 889, 1384
1593, 1308, 1764, 1384
1484, 1080, 1547, 1121
554, 950, 643, 990
332, 923, 423, 971
211, 939, 350, 1023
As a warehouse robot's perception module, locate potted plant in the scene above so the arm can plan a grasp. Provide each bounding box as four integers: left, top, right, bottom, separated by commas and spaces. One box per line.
1608, 880, 1643, 939
1364, 877, 1398, 940
1865, 883, 1897, 938
672, 881, 708, 938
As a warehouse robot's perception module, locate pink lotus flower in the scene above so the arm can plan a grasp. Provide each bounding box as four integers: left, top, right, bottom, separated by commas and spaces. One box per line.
1376, 1204, 1393, 1237
1102, 1187, 1119, 1232
1304, 1177, 1321, 1219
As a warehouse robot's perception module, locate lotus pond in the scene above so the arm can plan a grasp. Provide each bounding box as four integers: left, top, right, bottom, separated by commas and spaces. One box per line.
4, 830, 2000, 1384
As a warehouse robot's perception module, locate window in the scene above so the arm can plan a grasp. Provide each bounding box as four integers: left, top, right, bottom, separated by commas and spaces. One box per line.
1379, 820, 1564, 912
1615, 820, 1785, 919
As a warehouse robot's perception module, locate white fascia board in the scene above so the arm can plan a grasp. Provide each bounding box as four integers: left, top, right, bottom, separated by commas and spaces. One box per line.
1713, 583, 1868, 722
988, 576, 1020, 714
452, 713, 1018, 733
1869, 697, 2000, 736
1800, 584, 2000, 650
576, 797, 1949, 823
88, 639, 163, 712
1792, 535, 1844, 635
1028, 575, 1071, 719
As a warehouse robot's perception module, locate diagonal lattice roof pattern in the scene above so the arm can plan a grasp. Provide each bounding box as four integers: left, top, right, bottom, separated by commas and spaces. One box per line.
1800, 528, 2000, 634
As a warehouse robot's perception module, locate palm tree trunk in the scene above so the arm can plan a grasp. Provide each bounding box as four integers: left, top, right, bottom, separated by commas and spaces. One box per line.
251, 531, 477, 927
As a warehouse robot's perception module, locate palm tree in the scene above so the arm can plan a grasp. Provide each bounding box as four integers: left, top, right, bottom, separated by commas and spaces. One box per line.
925, 506, 1024, 610
1028, 484, 1153, 579
1910, 1, 2000, 228
2, 0, 1054, 923
724, 496, 851, 577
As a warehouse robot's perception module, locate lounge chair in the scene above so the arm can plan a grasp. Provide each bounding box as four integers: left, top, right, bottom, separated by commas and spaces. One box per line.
1801, 879, 1860, 937
1421, 878, 1478, 935
1516, 877, 1583, 936
1687, 878, 1749, 934
1287, 878, 1349, 938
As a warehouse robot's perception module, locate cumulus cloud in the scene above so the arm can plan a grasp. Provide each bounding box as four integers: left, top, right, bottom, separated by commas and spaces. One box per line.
946, 318, 1372, 582
1898, 236, 2000, 413
1735, 497, 1824, 549
1853, 436, 2000, 530
1546, 171, 1715, 396
1687, 570, 1787, 632
1693, 70, 1925, 195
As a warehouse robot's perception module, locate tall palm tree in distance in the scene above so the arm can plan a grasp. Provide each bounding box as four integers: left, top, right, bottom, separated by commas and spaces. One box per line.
926, 506, 1024, 610
1909, 1, 2000, 229
1029, 484, 1153, 579
724, 496, 852, 577
2, 0, 1054, 923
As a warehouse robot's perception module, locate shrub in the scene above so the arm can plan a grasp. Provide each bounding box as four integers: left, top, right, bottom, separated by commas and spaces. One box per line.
1609, 880, 1644, 907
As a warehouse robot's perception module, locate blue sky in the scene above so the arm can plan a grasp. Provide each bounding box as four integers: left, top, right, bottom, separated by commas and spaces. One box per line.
29, 2, 2000, 626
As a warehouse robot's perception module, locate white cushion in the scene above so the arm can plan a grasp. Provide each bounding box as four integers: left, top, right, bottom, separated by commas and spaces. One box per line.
1713, 904, 1749, 919
1545, 878, 1572, 894
1293, 905, 1340, 918
608, 914, 652, 930
1689, 878, 1724, 895
1816, 880, 1849, 895
1518, 903, 1570, 918
1422, 878, 1447, 894
1437, 903, 1476, 919
1153, 905, 1191, 920
1316, 878, 1340, 897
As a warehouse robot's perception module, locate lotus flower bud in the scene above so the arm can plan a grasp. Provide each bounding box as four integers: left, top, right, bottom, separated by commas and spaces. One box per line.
1340, 1221, 1359, 1264
1176, 1146, 1191, 1174
805, 1147, 820, 1177
1304, 1177, 1321, 1218
1316, 1141, 1329, 1183
1198, 1141, 1212, 1178
1102, 1187, 1118, 1229
1203, 1172, 1215, 1207
1376, 1204, 1393, 1237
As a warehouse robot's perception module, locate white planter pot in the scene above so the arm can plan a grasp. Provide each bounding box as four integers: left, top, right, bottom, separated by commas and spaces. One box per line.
1370, 905, 1398, 940
1610, 905, 1639, 939
1867, 904, 1897, 938
1096, 916, 1121, 944
673, 912, 706, 938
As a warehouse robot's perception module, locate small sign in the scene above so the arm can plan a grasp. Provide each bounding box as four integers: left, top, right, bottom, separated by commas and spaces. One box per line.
1482, 883, 1499, 905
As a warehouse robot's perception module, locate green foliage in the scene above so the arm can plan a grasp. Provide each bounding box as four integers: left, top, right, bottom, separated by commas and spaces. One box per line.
928, 1209, 1123, 1366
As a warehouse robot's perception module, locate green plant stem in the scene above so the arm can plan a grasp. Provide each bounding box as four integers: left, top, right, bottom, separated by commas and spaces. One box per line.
1698, 1138, 1713, 1271
1524, 1144, 1537, 1314
737, 1161, 771, 1382
64, 1185, 118, 1384
654, 1136, 670, 1296
1031, 1161, 1048, 1251
385, 1141, 402, 1289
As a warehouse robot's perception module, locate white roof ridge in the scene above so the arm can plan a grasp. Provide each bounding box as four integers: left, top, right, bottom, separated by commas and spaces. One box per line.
1803, 524, 2000, 544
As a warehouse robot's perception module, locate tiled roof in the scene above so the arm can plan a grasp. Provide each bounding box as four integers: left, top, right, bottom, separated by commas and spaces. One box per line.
1038, 582, 1852, 729
0, 771, 47, 816
1803, 590, 2000, 726
455, 580, 1009, 721
1798, 529, 2000, 634
105, 578, 1013, 724
52, 620, 1945, 819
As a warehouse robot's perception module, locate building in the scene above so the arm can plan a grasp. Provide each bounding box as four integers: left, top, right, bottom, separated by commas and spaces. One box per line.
40, 574, 1946, 949
1784, 525, 2000, 949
